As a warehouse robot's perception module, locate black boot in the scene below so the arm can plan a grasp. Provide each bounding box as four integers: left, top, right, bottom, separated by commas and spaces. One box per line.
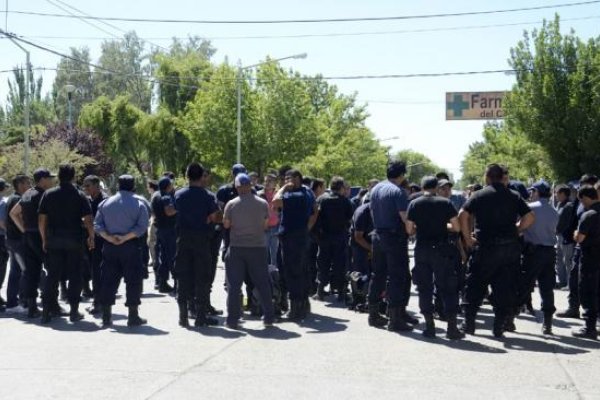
101, 305, 112, 327
158, 281, 175, 294
388, 306, 414, 332
127, 306, 147, 327
315, 283, 327, 300
401, 308, 419, 325
287, 300, 303, 321
195, 304, 219, 327
178, 302, 189, 328
422, 313, 436, 338
41, 305, 51, 324
207, 301, 223, 316
460, 312, 476, 335
542, 312, 553, 335
446, 314, 465, 340
557, 308, 580, 319
572, 318, 598, 340
503, 315, 516, 332
368, 303, 388, 327
69, 303, 84, 322
493, 315, 506, 338
27, 298, 41, 318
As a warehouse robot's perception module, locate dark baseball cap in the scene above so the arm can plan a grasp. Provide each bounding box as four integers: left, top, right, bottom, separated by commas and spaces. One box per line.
437, 179, 453, 188
231, 163, 247, 177
158, 176, 172, 191
529, 180, 551, 197
235, 173, 251, 187
33, 168, 56, 182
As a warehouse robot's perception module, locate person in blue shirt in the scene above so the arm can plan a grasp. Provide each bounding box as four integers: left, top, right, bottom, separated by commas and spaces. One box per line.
272, 169, 317, 321
518, 180, 559, 335
367, 161, 417, 332
173, 163, 219, 328
151, 176, 177, 293
94, 175, 149, 328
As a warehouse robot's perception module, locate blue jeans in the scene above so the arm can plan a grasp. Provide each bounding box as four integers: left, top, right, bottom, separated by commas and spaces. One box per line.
6, 238, 26, 307
265, 226, 279, 265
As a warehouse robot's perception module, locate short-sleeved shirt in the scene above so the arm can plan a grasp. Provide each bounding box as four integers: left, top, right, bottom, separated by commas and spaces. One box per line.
279, 186, 315, 234
523, 199, 558, 246
38, 183, 92, 247
94, 191, 149, 238
151, 191, 176, 229
20, 186, 46, 233
369, 180, 409, 232
5, 194, 23, 240
352, 203, 373, 244
578, 203, 600, 257
407, 194, 457, 244
174, 186, 218, 233
224, 193, 269, 247
317, 193, 354, 235
216, 183, 238, 210
0, 197, 6, 236
462, 182, 531, 244
89, 192, 109, 218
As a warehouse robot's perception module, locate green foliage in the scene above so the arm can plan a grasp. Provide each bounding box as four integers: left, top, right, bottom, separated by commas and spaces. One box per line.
5, 66, 55, 128
52, 47, 95, 124
507, 15, 600, 180
393, 149, 443, 184
460, 122, 554, 186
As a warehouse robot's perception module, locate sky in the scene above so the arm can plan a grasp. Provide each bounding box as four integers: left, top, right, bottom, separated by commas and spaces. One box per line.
0, 0, 599, 179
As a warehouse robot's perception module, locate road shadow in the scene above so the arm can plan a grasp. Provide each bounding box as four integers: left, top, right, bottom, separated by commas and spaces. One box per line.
240, 325, 301, 340
403, 328, 507, 354
518, 331, 600, 350
108, 323, 170, 336
490, 334, 588, 354
194, 325, 246, 339
141, 293, 167, 299
300, 312, 349, 334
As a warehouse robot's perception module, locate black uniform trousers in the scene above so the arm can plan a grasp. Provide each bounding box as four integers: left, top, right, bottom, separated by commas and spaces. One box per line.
413, 242, 459, 315
43, 241, 83, 307
175, 230, 212, 310
463, 240, 520, 319
567, 246, 581, 310
99, 241, 143, 307
88, 237, 105, 302
5, 238, 26, 307
157, 227, 176, 283
317, 232, 348, 290
0, 236, 9, 293
579, 248, 600, 325
518, 244, 556, 314
280, 229, 309, 301
24, 231, 45, 299
367, 231, 411, 308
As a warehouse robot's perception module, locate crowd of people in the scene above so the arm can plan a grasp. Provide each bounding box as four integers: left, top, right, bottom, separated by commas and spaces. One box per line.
0, 160, 598, 341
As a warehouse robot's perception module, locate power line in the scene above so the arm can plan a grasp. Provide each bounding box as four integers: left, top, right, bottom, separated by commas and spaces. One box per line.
45, 0, 120, 40
8, 15, 598, 41
2, 1, 599, 25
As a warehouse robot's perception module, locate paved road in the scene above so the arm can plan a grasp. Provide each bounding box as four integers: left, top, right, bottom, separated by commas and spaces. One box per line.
1, 265, 599, 400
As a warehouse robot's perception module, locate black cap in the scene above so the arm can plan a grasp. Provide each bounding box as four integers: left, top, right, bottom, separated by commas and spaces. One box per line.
0, 178, 6, 191
118, 175, 135, 192
421, 176, 438, 190
437, 179, 453, 188
33, 168, 56, 183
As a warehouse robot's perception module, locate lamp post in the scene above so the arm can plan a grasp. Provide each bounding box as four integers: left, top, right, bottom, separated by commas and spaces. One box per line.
236, 52, 307, 164
0, 28, 31, 175
65, 84, 76, 130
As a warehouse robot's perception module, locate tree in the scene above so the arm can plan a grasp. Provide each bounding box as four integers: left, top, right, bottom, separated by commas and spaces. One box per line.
507, 15, 600, 180
393, 149, 443, 184
94, 32, 152, 112
5, 66, 55, 127
52, 47, 95, 124
460, 122, 554, 186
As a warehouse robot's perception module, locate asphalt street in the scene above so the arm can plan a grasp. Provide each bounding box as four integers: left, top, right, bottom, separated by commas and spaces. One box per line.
1, 264, 599, 400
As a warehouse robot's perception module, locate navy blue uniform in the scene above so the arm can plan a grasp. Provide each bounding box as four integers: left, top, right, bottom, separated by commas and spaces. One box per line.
20, 186, 46, 301
367, 180, 411, 308
86, 192, 108, 304
577, 202, 600, 328
151, 191, 177, 286
94, 191, 149, 307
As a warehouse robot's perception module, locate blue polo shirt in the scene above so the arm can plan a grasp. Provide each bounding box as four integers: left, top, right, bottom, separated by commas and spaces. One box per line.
369, 180, 408, 231
174, 186, 218, 232
523, 198, 559, 246
279, 186, 314, 234
94, 191, 149, 238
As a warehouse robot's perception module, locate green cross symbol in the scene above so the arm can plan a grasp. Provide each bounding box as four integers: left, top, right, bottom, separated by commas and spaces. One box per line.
447, 94, 470, 117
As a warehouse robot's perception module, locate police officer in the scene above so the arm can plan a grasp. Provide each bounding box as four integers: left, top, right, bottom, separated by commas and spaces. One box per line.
223, 173, 275, 329
9, 168, 56, 318
174, 163, 219, 327
272, 169, 317, 321
82, 175, 108, 314
459, 164, 535, 338
38, 164, 94, 323
554, 184, 575, 289
0, 178, 10, 310
95, 175, 149, 327
406, 176, 464, 339
349, 199, 373, 311
572, 185, 600, 339
315, 176, 354, 301
4, 174, 31, 311
518, 180, 559, 335
367, 161, 416, 332
152, 176, 177, 293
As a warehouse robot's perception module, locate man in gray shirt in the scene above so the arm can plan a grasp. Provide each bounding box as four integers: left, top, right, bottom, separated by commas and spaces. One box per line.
223, 173, 275, 329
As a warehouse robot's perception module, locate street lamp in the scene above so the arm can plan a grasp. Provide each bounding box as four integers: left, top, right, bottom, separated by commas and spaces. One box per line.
236, 53, 307, 164
0, 28, 31, 175
65, 84, 76, 130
